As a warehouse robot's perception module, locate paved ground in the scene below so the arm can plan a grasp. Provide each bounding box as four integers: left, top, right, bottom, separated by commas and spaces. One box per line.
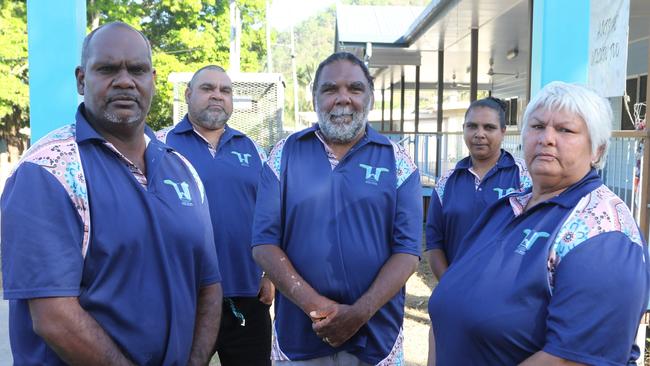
209, 259, 436, 366
0, 211, 11, 364
0, 300, 12, 364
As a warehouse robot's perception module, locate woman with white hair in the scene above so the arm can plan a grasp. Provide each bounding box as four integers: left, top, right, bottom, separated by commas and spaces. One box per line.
424, 97, 530, 366
428, 81, 650, 365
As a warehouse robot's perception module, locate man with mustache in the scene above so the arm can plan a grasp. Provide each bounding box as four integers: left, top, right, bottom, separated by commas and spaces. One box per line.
252, 52, 422, 365
1, 22, 222, 365
157, 65, 274, 366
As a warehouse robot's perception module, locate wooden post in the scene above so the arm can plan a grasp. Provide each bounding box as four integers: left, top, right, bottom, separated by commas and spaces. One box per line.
639, 129, 650, 240
400, 67, 405, 132
470, 27, 478, 102
641, 37, 650, 241
436, 50, 444, 178
381, 88, 385, 131
390, 71, 394, 131
415, 66, 420, 133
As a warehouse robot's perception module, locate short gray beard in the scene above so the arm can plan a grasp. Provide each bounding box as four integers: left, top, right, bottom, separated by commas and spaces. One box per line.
190, 109, 230, 131
103, 110, 142, 125
316, 102, 369, 144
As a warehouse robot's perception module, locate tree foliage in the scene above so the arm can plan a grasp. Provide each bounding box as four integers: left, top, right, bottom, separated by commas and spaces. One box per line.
90, 0, 268, 130
0, 0, 269, 139
2, 0, 431, 140
0, 0, 29, 147
272, 5, 336, 126
273, 0, 428, 126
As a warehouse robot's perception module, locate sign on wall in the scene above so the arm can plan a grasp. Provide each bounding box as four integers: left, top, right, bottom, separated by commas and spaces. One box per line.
588, 0, 630, 97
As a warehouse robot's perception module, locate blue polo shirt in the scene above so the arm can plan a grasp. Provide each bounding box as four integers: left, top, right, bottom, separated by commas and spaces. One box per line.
158, 115, 266, 297
426, 150, 530, 263
252, 125, 422, 364
428, 170, 650, 365
2, 106, 221, 365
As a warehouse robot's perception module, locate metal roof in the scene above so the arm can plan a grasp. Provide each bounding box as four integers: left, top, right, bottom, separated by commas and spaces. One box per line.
337, 0, 650, 94
336, 4, 425, 45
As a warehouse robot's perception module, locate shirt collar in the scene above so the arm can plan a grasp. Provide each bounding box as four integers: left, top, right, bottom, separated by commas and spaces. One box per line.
510, 169, 602, 212
75, 104, 104, 143
174, 114, 243, 141
172, 115, 195, 134
75, 103, 157, 144
219, 124, 244, 145
455, 149, 514, 170
365, 124, 392, 146
545, 169, 602, 208
296, 123, 391, 146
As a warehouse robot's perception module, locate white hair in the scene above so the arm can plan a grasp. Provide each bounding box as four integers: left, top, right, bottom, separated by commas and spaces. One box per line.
521, 81, 612, 169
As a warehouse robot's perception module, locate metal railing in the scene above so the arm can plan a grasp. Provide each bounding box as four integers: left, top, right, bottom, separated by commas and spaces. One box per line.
382, 130, 650, 238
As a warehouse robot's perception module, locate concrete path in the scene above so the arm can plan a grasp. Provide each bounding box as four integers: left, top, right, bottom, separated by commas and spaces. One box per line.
0, 299, 11, 364
0, 209, 12, 364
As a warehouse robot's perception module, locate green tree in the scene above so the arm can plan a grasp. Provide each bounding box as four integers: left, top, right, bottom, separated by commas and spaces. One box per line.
0, 0, 29, 150
0, 0, 269, 150
273, 5, 336, 126
87, 0, 142, 28
274, 1, 427, 125
90, 0, 268, 130
238, 0, 268, 71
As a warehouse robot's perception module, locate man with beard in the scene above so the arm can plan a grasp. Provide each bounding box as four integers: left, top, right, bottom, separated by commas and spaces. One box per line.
157, 65, 274, 366
1, 22, 222, 365
251, 52, 422, 365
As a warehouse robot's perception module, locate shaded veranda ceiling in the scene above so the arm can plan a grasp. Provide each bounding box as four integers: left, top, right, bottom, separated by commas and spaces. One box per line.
337, 0, 650, 92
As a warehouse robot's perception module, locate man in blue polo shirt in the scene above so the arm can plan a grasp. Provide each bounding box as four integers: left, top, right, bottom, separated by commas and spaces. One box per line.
252, 52, 422, 365
158, 65, 274, 366
1, 22, 222, 365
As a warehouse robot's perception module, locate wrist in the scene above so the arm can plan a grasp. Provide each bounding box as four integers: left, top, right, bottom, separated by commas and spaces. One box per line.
351, 299, 375, 323
300, 294, 323, 315
301, 293, 334, 318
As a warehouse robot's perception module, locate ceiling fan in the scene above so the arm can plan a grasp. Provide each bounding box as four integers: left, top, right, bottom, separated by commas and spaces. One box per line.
450, 72, 470, 88
487, 58, 519, 78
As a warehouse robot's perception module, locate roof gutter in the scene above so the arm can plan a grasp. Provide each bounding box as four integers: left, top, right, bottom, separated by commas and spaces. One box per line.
339, 41, 410, 49
396, 0, 457, 46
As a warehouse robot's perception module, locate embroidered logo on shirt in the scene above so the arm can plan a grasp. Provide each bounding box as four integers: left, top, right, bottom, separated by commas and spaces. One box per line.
163, 179, 193, 206
515, 229, 550, 255
231, 151, 252, 167
359, 164, 389, 185
494, 187, 517, 199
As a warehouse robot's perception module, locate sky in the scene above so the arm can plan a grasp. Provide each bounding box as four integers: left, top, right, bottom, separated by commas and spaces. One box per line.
268, 0, 337, 30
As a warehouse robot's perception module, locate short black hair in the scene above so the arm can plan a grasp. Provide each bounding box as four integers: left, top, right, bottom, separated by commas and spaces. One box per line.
80, 22, 152, 69
312, 52, 374, 101
187, 65, 227, 89
464, 96, 508, 129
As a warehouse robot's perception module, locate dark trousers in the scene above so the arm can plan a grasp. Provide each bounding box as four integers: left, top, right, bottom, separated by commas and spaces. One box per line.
215, 296, 272, 366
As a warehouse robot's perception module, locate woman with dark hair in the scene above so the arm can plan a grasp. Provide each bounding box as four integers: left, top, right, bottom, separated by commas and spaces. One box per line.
428, 82, 649, 364
425, 97, 531, 280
